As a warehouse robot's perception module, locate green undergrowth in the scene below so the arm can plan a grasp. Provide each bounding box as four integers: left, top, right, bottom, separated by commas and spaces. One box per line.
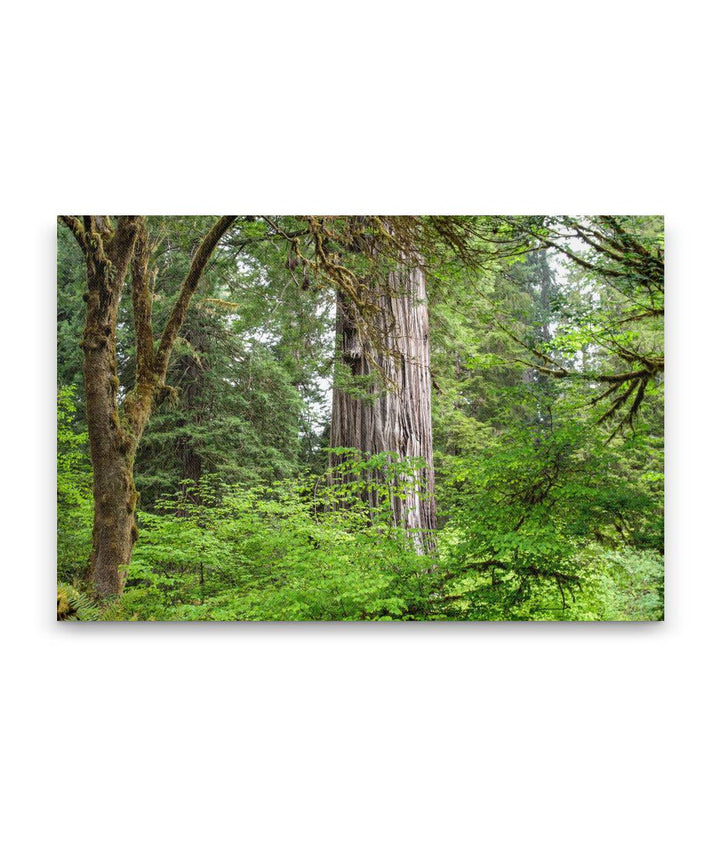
104, 455, 438, 621
58, 398, 663, 621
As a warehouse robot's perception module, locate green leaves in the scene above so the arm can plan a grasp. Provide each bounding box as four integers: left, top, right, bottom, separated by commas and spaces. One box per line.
435, 416, 663, 620
57, 386, 93, 582
56, 215, 663, 621
110, 455, 436, 621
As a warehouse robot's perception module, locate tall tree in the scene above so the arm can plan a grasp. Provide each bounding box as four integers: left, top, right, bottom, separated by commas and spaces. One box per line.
58, 215, 236, 596
307, 216, 490, 552
330, 264, 436, 549
132, 230, 322, 507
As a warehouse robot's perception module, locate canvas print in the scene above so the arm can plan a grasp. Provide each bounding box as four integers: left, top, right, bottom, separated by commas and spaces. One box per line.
57, 216, 664, 621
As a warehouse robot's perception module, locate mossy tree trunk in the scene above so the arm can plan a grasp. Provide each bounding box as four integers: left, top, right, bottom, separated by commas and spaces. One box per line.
79, 216, 142, 596
60, 215, 236, 597
330, 263, 436, 551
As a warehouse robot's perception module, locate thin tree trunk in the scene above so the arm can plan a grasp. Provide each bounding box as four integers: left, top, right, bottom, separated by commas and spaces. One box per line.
177, 344, 205, 499
330, 264, 436, 551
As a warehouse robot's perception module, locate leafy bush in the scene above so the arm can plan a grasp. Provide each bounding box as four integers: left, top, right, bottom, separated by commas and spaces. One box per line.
435, 422, 664, 620
57, 387, 93, 582
57, 413, 663, 622
106, 453, 437, 621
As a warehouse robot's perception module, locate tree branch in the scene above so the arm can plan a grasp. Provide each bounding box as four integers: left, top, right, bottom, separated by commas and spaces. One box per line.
155, 215, 237, 379
58, 215, 86, 252
131, 218, 156, 387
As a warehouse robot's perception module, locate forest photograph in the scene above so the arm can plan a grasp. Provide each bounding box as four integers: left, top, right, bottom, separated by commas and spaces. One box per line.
16, 1, 717, 852
57, 214, 664, 621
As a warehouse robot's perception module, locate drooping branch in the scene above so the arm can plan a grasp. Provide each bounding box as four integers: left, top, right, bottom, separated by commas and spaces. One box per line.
600, 215, 664, 267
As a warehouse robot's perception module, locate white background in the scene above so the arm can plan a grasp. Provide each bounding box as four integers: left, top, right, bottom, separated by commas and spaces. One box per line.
2, 1, 718, 854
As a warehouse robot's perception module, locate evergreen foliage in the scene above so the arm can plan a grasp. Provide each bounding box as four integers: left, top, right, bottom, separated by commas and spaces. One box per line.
57, 215, 664, 620
57, 386, 92, 581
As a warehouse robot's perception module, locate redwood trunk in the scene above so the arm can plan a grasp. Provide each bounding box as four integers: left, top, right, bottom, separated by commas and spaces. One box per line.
330, 264, 436, 550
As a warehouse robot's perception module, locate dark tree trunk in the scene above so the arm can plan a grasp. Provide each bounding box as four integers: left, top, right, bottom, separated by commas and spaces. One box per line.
330, 264, 436, 551
177, 344, 205, 498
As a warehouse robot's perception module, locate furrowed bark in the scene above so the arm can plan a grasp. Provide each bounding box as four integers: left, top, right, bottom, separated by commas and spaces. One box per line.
330, 263, 436, 552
